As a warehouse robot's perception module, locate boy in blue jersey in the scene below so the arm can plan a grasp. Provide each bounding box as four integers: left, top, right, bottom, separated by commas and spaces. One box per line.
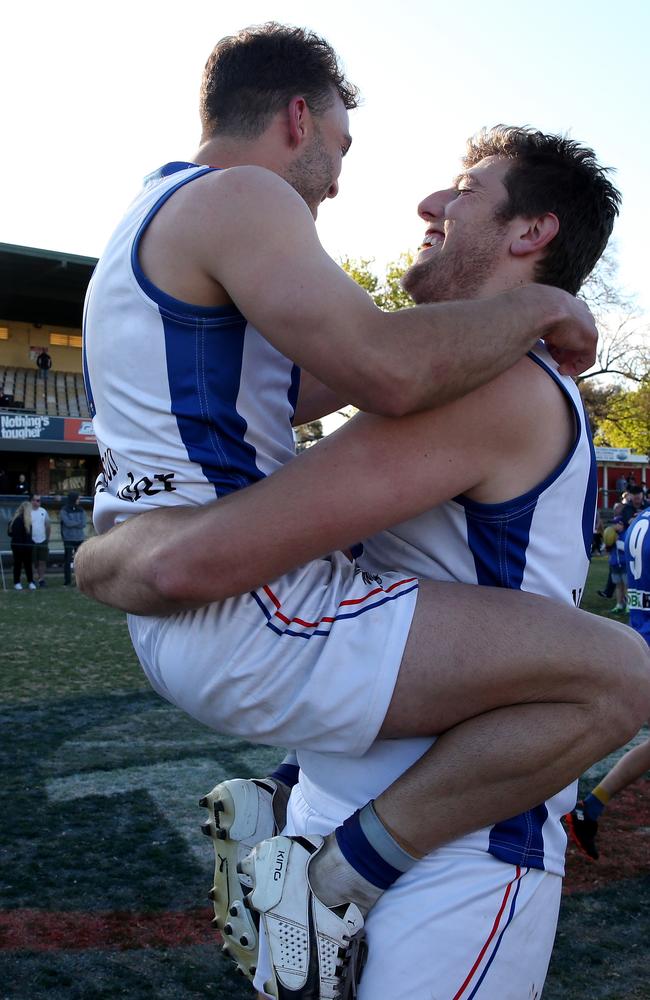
607, 516, 628, 614
568, 509, 650, 861
77, 25, 643, 996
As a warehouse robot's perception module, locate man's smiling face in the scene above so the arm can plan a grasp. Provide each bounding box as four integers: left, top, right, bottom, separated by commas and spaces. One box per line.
402, 156, 518, 303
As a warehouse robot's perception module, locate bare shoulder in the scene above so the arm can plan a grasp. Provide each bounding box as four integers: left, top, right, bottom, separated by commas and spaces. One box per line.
462, 352, 576, 502
185, 165, 312, 222
465, 352, 570, 425
140, 163, 320, 306
149, 165, 314, 251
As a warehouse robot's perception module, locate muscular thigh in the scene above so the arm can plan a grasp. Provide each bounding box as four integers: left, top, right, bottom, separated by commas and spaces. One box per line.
380, 581, 605, 738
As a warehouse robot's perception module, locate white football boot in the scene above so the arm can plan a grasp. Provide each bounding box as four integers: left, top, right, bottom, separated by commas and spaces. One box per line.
199, 778, 283, 979
240, 835, 368, 999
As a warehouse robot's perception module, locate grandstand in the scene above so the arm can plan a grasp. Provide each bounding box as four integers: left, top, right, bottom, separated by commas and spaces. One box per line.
0, 242, 99, 504
0, 365, 90, 418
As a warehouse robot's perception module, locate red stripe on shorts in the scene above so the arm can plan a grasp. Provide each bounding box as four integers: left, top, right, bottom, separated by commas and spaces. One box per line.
451, 865, 522, 1000
262, 576, 417, 629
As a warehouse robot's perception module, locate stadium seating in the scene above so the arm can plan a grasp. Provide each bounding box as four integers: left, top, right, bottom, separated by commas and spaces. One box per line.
0, 365, 90, 417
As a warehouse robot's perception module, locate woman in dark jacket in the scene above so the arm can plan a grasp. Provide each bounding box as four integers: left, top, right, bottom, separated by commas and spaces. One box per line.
8, 500, 35, 590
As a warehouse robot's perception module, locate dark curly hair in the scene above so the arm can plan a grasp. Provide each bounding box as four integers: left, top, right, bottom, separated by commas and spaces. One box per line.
465, 126, 621, 294
200, 23, 359, 140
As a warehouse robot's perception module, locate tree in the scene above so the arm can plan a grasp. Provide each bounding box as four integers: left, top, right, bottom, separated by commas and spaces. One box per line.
579, 379, 625, 439
593, 381, 650, 455
578, 249, 650, 384
339, 253, 415, 311
317, 253, 418, 426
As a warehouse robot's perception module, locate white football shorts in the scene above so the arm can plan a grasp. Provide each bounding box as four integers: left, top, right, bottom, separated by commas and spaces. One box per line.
127, 551, 418, 755
274, 784, 562, 1000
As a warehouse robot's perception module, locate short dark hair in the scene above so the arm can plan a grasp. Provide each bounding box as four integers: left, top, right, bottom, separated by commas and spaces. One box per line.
464, 126, 621, 295
200, 23, 359, 139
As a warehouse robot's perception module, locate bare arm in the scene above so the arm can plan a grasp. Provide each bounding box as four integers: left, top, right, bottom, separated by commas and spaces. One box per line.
182, 168, 597, 417
292, 370, 350, 426
76, 358, 565, 613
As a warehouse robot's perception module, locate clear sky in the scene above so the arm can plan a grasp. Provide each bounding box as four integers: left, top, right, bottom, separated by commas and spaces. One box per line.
2, 0, 648, 310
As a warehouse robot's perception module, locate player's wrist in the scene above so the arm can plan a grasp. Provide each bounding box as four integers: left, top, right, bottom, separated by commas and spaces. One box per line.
524, 283, 576, 332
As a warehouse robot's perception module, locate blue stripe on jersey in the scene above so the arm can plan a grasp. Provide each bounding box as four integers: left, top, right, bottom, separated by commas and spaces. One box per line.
288, 363, 301, 418
462, 499, 537, 588
487, 806, 548, 867
161, 312, 263, 494
580, 400, 599, 560
131, 164, 227, 319
130, 162, 269, 496
457, 351, 584, 870
527, 352, 597, 560
626, 510, 650, 644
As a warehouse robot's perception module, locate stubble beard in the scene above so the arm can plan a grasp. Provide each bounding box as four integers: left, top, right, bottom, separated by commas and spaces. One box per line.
402, 223, 508, 304
285, 126, 334, 217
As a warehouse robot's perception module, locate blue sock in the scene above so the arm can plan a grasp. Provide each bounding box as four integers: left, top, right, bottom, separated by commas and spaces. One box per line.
335, 801, 418, 890
583, 791, 606, 821
268, 751, 300, 789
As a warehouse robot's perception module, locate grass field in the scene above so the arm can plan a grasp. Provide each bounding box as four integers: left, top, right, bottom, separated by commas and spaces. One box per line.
0, 558, 648, 999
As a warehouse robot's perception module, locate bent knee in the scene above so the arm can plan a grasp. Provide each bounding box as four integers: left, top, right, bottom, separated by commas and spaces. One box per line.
593, 622, 650, 744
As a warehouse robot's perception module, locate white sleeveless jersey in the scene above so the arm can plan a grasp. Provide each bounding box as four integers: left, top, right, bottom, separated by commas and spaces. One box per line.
83, 162, 300, 533
298, 346, 598, 876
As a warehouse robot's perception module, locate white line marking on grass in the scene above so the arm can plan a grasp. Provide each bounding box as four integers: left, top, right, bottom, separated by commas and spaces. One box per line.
46, 758, 222, 863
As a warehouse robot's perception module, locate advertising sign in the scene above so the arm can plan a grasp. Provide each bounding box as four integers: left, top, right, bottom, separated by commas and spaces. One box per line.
0, 413, 96, 444
64, 418, 96, 443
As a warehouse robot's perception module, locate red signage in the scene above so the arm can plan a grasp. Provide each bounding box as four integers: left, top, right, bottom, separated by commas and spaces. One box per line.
63, 418, 96, 443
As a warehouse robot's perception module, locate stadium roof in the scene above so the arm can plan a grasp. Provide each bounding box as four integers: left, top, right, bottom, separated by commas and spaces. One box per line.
0, 242, 97, 329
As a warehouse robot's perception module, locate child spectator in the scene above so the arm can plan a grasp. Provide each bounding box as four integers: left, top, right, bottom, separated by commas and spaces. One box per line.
607, 516, 627, 614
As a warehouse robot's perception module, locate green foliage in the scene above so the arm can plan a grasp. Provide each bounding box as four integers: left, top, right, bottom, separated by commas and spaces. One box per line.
338, 256, 380, 298
339, 253, 416, 311
594, 379, 650, 454
579, 380, 625, 439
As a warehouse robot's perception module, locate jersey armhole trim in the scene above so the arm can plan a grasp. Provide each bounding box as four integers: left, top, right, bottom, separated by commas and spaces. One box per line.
130, 164, 241, 321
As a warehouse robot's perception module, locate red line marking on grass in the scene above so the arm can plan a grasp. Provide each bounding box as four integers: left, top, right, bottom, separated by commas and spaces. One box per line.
0, 907, 219, 952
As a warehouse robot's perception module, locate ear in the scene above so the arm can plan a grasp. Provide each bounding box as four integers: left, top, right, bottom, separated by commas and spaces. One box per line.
510, 212, 559, 258
287, 96, 310, 148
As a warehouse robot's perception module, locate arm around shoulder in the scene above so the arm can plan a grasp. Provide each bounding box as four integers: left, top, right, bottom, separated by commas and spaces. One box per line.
196, 172, 595, 416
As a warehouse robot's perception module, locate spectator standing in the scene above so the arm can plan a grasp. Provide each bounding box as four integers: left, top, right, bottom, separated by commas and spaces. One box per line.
36, 349, 52, 383
621, 485, 647, 528
597, 503, 625, 600
607, 516, 628, 614
15, 473, 29, 495
60, 491, 86, 586
30, 494, 51, 588
7, 501, 36, 590
615, 473, 628, 497
567, 508, 650, 859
